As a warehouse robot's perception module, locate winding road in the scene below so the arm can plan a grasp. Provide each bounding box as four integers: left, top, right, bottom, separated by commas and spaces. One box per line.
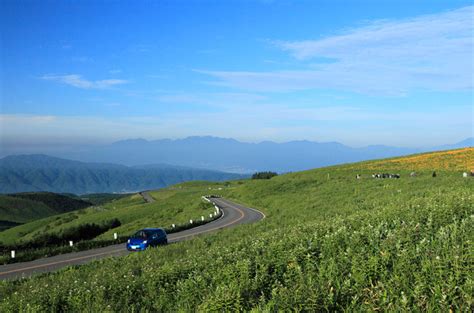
0, 197, 264, 280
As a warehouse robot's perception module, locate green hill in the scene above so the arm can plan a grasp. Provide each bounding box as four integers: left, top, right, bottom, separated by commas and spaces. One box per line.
345, 147, 473, 171
0, 187, 219, 246
0, 149, 472, 311
0, 192, 92, 231
0, 154, 246, 194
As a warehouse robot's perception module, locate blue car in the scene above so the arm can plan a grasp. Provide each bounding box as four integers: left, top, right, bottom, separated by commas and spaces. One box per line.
126, 228, 168, 251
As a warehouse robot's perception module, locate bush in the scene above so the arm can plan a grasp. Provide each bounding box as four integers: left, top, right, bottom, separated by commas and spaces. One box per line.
252, 171, 278, 180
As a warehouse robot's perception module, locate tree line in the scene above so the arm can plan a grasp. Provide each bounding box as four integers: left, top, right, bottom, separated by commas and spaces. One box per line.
251, 171, 278, 180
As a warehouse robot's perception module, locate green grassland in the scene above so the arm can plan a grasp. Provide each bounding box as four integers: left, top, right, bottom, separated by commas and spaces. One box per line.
77, 193, 131, 205
0, 187, 221, 246
0, 149, 473, 311
0, 196, 51, 225
0, 192, 92, 231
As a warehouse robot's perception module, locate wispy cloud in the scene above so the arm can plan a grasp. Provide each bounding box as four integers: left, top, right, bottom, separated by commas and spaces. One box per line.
0, 114, 57, 124
1, 104, 471, 147
41, 74, 128, 89
200, 6, 473, 95
157, 92, 266, 107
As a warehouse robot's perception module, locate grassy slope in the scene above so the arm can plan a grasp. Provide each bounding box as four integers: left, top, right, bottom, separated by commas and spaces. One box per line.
0, 192, 92, 229
345, 147, 474, 171
77, 193, 131, 205
0, 148, 472, 311
0, 184, 221, 245
0, 196, 53, 224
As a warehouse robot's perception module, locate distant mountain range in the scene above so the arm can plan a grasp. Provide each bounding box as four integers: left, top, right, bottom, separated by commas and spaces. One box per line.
0, 155, 246, 194
53, 136, 473, 173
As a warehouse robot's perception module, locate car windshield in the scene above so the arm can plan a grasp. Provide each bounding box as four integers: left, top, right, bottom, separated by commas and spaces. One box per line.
131, 230, 154, 239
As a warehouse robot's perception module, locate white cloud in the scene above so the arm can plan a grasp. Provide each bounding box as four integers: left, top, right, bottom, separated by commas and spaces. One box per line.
200, 6, 473, 95
41, 74, 128, 89
0, 114, 57, 124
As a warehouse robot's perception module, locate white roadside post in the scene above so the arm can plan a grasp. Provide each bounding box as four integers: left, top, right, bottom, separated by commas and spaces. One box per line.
172, 224, 175, 228
201, 216, 204, 221
190, 219, 193, 224
11, 250, 15, 259
69, 241, 73, 247
209, 213, 213, 218
214, 212, 217, 217
114, 233, 118, 240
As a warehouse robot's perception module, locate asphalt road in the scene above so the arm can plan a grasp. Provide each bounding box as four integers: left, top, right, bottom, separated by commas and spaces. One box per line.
139, 191, 156, 203
0, 197, 264, 280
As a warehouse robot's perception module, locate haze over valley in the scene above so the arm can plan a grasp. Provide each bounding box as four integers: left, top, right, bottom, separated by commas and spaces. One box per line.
2, 136, 472, 174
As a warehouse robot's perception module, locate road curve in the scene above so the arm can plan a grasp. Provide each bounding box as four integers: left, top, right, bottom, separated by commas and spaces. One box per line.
0, 197, 264, 281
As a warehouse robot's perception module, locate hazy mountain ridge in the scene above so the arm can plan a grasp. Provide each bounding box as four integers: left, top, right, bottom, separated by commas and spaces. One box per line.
434, 137, 473, 150
0, 155, 246, 194
59, 136, 473, 173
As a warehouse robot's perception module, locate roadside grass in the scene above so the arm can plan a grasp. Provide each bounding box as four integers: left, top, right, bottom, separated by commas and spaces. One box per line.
0, 188, 219, 246
0, 149, 472, 311
0, 186, 221, 264
0, 194, 142, 245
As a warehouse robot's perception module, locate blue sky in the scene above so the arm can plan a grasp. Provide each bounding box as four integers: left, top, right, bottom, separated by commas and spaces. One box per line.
1, 0, 473, 150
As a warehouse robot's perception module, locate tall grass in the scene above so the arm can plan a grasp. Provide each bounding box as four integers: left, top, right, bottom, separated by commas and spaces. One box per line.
0, 150, 472, 311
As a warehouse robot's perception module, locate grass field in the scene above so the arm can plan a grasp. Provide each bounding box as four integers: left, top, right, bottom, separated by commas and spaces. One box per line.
0, 186, 222, 247
0, 196, 51, 225
0, 192, 92, 231
345, 147, 474, 171
0, 148, 472, 311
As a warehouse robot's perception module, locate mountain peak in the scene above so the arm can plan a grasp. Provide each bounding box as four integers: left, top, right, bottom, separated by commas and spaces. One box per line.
0, 154, 82, 167
112, 138, 149, 145
181, 136, 240, 143
456, 137, 473, 146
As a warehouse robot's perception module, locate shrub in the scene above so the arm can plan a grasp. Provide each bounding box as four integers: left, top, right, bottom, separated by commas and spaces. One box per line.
252, 171, 278, 180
